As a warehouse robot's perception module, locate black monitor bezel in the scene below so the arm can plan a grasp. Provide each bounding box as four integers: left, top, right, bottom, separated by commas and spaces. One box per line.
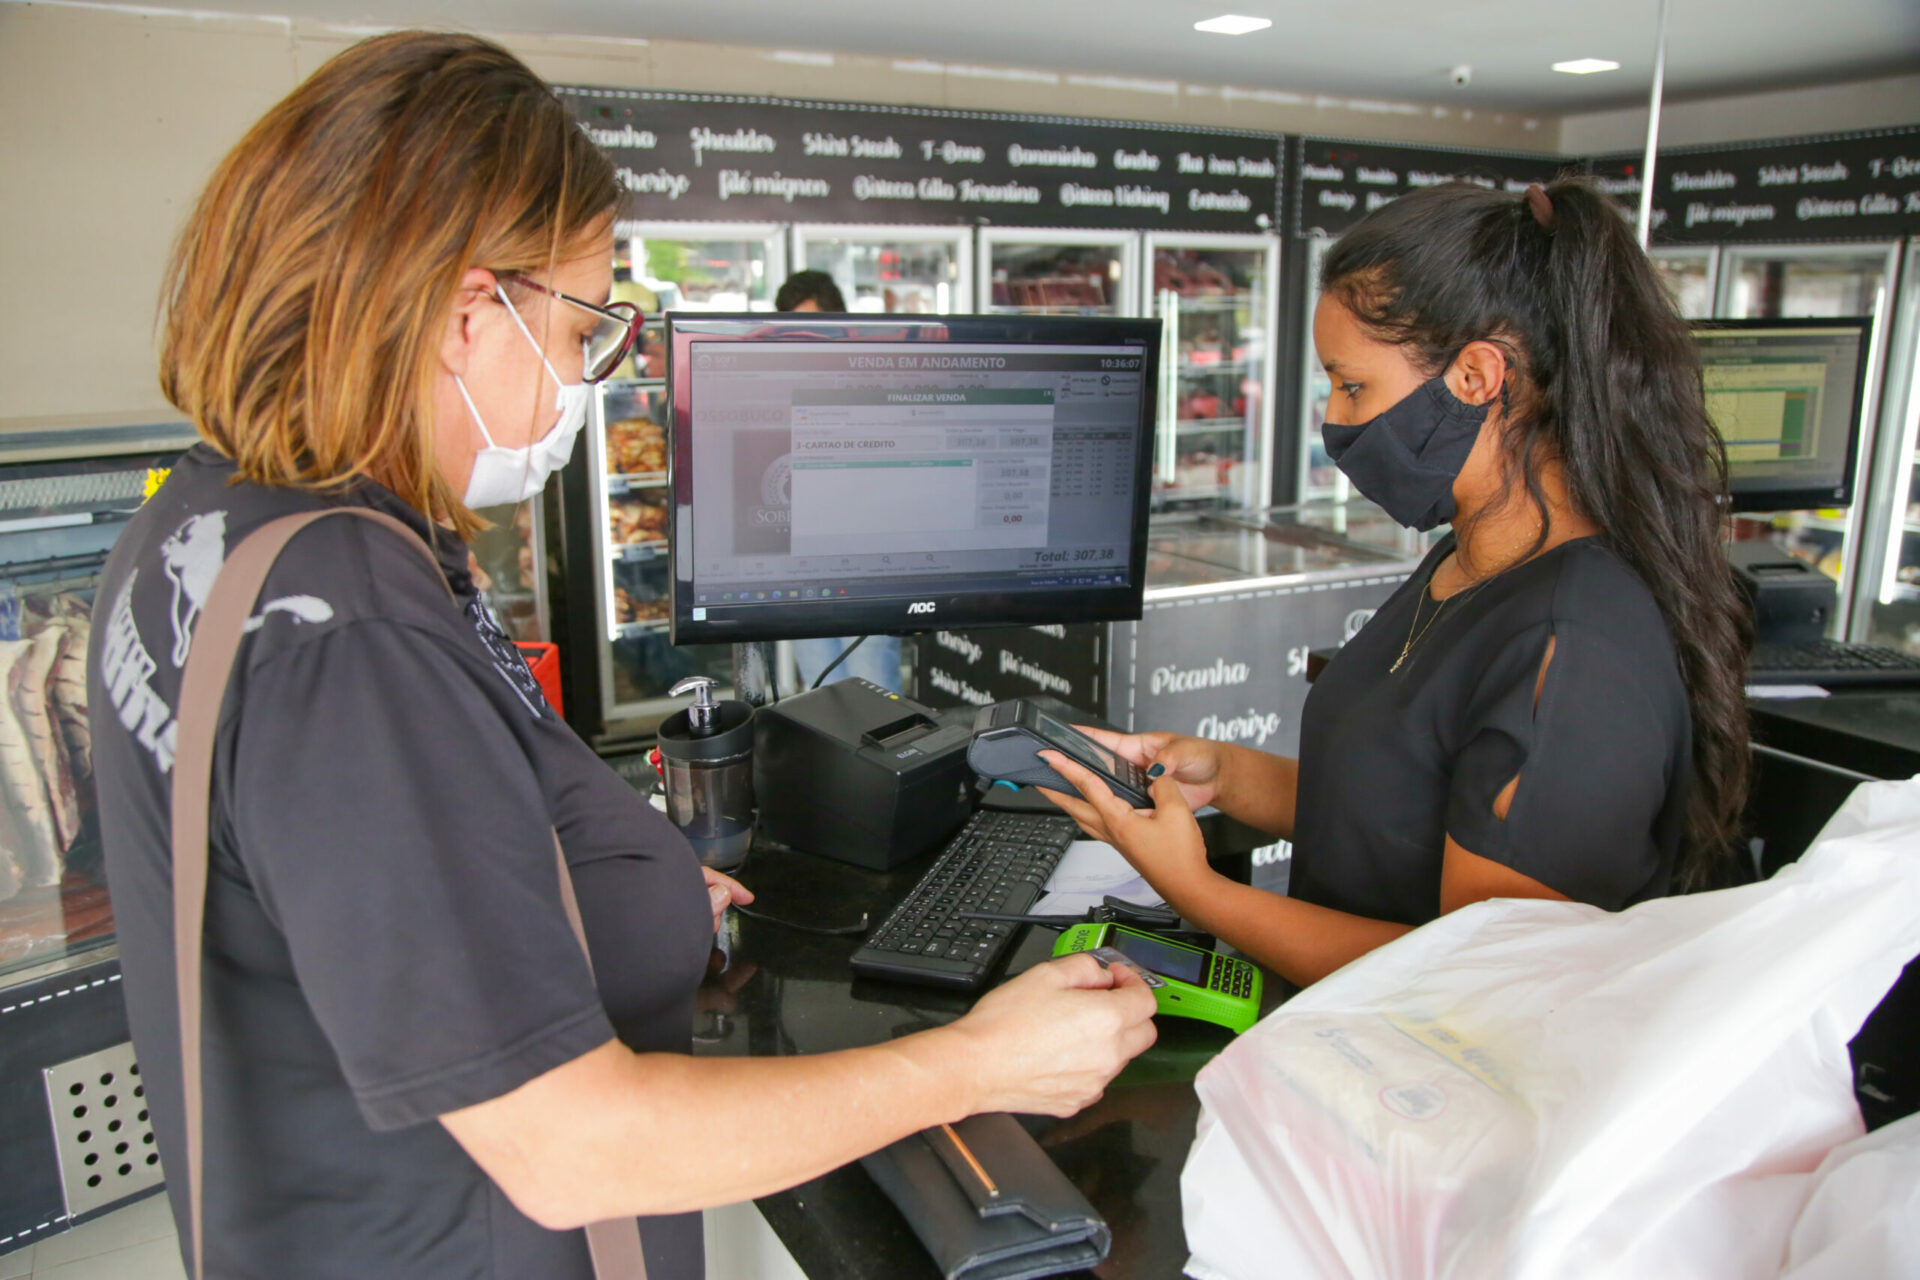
1692, 315, 1873, 514
666, 313, 1163, 645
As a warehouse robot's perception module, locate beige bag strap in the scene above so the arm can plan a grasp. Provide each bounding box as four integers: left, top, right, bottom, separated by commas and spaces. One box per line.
170, 507, 647, 1280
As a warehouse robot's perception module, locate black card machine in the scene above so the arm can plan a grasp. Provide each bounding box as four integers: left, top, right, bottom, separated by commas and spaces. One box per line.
967, 700, 1155, 807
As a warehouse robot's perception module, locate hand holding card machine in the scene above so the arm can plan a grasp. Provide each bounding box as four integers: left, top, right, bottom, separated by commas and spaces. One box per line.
968, 702, 1155, 807
1054, 922, 1261, 1034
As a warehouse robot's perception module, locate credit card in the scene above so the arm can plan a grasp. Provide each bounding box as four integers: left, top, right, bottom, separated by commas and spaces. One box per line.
1086, 945, 1166, 988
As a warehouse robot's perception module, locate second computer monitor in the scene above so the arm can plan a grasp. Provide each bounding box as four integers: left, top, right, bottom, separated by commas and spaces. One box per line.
1693, 317, 1872, 513
668, 314, 1162, 645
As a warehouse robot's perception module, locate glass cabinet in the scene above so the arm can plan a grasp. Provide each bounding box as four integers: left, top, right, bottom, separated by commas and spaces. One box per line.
0, 429, 191, 986
1650, 246, 1719, 319
578, 378, 731, 739
1856, 239, 1920, 653
1295, 234, 1349, 504
791, 225, 971, 314
978, 228, 1139, 317
1143, 232, 1280, 510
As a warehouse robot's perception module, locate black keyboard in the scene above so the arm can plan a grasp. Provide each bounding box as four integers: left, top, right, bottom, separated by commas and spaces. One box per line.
850, 809, 1080, 991
1750, 639, 1920, 687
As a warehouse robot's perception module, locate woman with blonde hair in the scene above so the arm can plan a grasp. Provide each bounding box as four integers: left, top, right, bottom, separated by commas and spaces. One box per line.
91, 31, 1153, 1279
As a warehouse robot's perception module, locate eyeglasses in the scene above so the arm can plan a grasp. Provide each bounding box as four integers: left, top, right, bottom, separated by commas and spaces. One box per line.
503, 273, 642, 383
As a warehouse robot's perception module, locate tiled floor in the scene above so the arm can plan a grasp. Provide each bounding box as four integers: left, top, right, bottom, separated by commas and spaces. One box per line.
0, 1195, 183, 1280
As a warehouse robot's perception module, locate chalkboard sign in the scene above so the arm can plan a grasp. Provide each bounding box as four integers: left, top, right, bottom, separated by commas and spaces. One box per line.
560, 88, 1285, 234
1589, 125, 1920, 244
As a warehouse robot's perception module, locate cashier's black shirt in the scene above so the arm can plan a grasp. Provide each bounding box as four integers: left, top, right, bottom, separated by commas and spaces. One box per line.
89, 445, 713, 1279
1292, 532, 1691, 923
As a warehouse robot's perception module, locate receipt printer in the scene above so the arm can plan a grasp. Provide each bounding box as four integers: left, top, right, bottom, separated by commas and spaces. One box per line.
1728, 540, 1834, 643
754, 678, 974, 869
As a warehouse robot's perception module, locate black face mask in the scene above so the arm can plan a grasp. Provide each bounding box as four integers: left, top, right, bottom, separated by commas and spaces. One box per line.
1322, 376, 1489, 531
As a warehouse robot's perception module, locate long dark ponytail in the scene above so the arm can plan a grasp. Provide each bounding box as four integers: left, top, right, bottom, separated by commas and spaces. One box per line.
1321, 176, 1750, 889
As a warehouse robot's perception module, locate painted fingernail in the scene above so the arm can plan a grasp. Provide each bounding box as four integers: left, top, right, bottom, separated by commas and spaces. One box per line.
1146, 763, 1166, 779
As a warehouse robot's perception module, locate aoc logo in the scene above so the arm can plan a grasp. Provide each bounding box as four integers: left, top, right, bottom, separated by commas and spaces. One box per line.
907, 601, 937, 615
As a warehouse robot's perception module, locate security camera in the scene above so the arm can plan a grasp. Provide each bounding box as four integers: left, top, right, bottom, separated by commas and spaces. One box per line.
1450, 64, 1472, 87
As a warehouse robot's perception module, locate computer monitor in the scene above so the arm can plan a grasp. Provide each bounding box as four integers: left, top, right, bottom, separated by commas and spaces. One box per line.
1692, 317, 1872, 512
667, 313, 1162, 644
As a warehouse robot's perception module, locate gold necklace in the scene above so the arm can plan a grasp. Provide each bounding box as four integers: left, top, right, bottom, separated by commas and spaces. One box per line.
1391, 568, 1488, 673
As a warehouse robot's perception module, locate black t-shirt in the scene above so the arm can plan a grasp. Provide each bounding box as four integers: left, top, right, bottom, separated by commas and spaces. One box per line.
1293, 533, 1691, 925
89, 445, 713, 1279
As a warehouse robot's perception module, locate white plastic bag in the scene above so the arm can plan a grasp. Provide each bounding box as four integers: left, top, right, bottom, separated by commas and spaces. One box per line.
1183, 778, 1920, 1280
1778, 1108, 1920, 1279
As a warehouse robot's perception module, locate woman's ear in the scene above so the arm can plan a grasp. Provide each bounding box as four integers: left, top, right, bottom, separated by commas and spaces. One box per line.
1446, 340, 1509, 408
437, 268, 500, 378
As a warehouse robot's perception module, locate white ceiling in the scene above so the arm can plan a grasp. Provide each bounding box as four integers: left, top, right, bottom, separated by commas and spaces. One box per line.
63, 0, 1920, 113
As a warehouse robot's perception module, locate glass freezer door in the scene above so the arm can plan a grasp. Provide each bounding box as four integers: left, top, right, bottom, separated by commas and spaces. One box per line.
1649, 246, 1719, 319
1144, 233, 1280, 509
792, 225, 971, 314
1856, 239, 1920, 653
613, 222, 787, 379
978, 228, 1140, 317
1295, 234, 1349, 505
1717, 243, 1901, 639
0, 449, 183, 987
586, 377, 732, 736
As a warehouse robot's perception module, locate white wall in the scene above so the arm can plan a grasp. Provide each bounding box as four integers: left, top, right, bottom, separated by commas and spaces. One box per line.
1560, 71, 1920, 156
0, 1, 1553, 433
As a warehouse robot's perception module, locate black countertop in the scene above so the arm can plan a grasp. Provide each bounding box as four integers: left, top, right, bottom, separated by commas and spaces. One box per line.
692, 830, 1286, 1280
1749, 689, 1920, 780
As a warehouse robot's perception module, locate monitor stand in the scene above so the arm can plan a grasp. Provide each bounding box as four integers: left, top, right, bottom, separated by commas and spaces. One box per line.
732, 641, 778, 707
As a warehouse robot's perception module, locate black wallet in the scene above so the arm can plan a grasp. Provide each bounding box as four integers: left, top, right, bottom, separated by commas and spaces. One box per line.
861, 1112, 1110, 1280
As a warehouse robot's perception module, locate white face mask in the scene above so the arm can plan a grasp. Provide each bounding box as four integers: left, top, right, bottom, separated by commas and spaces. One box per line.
456, 285, 592, 509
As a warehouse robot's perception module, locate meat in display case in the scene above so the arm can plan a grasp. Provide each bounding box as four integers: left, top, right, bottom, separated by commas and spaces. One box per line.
0, 433, 190, 983
1145, 233, 1280, 510
979, 229, 1139, 316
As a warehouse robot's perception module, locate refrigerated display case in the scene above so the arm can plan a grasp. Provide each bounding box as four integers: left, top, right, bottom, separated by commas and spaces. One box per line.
1650, 246, 1719, 319
791, 225, 971, 314
612, 222, 787, 378
1143, 232, 1280, 510
568, 375, 732, 741
466, 498, 551, 644
1295, 234, 1348, 504
979, 228, 1139, 317
1854, 239, 1920, 653
0, 423, 194, 1247
1716, 243, 1902, 638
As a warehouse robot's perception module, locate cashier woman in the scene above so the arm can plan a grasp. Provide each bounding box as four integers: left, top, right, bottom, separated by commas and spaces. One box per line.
1042, 178, 1752, 989
91, 32, 1154, 1280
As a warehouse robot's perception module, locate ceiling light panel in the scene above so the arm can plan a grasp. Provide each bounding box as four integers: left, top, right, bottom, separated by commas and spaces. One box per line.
1551, 58, 1622, 74
1194, 15, 1273, 35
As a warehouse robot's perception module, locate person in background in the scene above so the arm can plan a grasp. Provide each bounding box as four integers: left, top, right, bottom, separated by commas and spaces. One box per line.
92, 32, 1155, 1279
772, 267, 905, 692
1039, 177, 1750, 990
774, 268, 846, 314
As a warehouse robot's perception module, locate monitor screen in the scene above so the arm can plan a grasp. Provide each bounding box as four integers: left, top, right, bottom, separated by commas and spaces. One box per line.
1692, 318, 1872, 513
668, 314, 1161, 644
